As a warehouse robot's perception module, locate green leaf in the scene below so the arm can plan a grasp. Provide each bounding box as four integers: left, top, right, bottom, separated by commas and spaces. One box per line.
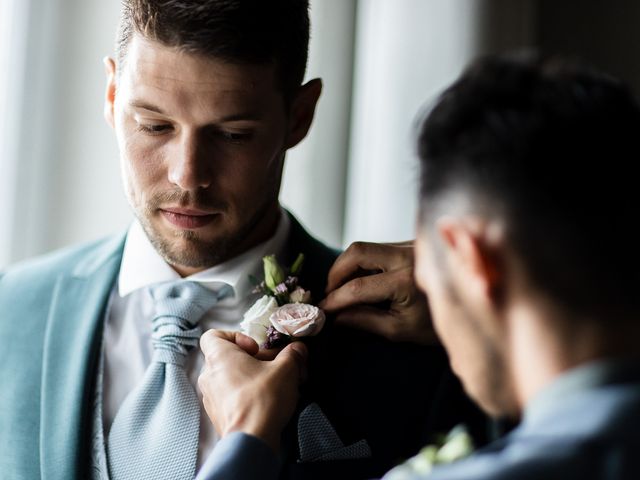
290, 253, 305, 276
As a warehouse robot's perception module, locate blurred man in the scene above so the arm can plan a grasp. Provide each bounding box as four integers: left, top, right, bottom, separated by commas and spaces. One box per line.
196, 55, 640, 479
0, 1, 484, 479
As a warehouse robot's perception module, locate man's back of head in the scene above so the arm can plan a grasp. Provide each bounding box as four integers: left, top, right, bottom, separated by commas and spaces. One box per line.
414, 54, 640, 418
419, 55, 640, 325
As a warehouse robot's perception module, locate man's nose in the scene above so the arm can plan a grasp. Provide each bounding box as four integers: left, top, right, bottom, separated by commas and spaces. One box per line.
167, 133, 213, 191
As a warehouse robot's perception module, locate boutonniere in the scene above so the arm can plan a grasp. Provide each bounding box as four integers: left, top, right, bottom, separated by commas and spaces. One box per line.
241, 253, 326, 349
384, 425, 474, 479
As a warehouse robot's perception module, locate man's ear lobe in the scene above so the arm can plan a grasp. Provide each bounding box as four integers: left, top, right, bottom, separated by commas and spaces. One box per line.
284, 78, 322, 149
103, 57, 117, 128
437, 217, 503, 304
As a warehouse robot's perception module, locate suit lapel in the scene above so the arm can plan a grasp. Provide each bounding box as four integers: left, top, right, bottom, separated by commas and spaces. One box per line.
278, 213, 346, 470
282, 211, 340, 305
40, 235, 124, 479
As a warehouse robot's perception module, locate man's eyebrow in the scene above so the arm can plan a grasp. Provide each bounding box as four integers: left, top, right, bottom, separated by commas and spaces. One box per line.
217, 112, 263, 122
128, 100, 262, 122
129, 100, 167, 115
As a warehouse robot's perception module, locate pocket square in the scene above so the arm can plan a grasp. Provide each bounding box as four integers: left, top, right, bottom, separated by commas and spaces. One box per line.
297, 403, 372, 462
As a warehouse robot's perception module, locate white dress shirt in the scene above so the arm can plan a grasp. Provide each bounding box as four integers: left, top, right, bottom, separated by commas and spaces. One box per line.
102, 212, 290, 468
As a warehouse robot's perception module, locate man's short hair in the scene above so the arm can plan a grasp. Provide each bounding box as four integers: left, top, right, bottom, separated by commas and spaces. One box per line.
116, 0, 310, 99
417, 54, 640, 321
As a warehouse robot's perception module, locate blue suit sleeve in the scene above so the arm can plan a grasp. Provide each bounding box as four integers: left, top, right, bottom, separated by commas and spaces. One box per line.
195, 432, 282, 480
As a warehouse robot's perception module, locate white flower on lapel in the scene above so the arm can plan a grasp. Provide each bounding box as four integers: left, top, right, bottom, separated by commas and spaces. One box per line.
240, 295, 279, 345
384, 425, 474, 479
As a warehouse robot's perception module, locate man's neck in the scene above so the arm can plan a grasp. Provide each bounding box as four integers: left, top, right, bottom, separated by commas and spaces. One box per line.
508, 299, 640, 412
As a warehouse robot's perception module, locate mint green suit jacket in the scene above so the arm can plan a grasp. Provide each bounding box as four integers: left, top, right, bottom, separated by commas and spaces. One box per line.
0, 233, 124, 479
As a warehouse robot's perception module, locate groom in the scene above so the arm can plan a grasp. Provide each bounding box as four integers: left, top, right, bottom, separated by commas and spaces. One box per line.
0, 1, 486, 479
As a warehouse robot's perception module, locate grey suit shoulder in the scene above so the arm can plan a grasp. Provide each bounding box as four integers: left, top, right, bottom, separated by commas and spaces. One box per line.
422, 375, 640, 480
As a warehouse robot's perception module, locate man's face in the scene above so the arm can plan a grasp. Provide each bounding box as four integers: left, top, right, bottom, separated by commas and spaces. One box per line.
104, 35, 310, 274
415, 226, 515, 418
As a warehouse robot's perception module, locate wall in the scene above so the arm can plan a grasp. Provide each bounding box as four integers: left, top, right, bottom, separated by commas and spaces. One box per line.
49, 0, 129, 249
279, 0, 357, 248
537, 0, 640, 95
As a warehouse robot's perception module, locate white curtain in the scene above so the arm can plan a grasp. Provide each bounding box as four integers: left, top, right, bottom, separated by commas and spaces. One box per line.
0, 0, 129, 269
0, 0, 27, 266
343, 0, 536, 245
0, 0, 66, 265
280, 0, 357, 248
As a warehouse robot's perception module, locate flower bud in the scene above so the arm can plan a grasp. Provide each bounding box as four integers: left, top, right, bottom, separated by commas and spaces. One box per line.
263, 255, 285, 292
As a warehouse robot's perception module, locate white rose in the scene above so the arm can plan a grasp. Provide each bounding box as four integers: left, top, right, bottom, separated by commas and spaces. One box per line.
240, 295, 279, 345
269, 303, 326, 337
289, 287, 311, 304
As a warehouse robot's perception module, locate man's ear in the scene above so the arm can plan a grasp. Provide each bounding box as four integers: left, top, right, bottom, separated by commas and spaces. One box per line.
437, 217, 504, 306
284, 78, 322, 149
103, 56, 117, 129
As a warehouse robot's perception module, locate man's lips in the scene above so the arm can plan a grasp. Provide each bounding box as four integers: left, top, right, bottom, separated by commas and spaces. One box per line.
160, 207, 219, 229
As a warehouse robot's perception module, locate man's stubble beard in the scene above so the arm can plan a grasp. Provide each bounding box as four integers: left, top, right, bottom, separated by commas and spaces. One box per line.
135, 187, 278, 270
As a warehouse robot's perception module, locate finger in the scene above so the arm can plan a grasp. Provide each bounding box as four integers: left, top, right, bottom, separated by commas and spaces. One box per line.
199, 329, 230, 356
234, 332, 260, 356
273, 341, 308, 381
386, 240, 414, 248
326, 242, 414, 292
254, 348, 280, 361
321, 268, 412, 312
200, 329, 259, 357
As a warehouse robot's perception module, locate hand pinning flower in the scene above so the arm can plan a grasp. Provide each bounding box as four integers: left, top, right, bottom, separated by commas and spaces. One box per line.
242, 253, 325, 349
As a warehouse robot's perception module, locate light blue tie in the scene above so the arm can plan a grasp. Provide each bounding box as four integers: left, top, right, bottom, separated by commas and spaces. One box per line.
107, 281, 232, 480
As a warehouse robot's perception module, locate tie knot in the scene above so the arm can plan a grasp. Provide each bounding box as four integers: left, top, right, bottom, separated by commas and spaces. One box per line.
148, 281, 232, 365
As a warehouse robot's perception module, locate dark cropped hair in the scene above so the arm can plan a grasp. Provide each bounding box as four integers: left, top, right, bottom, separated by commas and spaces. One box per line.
418, 54, 640, 321
116, 0, 310, 99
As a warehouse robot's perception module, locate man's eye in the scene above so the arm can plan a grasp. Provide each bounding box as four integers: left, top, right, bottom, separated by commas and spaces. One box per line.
220, 131, 252, 143
138, 124, 172, 134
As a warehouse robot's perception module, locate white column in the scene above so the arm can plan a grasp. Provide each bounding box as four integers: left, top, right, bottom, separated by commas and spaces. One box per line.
48, 0, 129, 249
0, 0, 65, 266
0, 0, 26, 267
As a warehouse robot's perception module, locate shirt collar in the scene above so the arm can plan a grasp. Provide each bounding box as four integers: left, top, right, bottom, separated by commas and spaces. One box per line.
524, 356, 640, 427
118, 209, 291, 304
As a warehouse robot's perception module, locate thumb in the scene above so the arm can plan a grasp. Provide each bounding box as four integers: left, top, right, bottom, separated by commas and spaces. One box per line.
273, 341, 308, 381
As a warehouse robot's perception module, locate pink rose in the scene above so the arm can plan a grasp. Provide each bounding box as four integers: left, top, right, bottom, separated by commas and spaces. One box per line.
269, 303, 326, 337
